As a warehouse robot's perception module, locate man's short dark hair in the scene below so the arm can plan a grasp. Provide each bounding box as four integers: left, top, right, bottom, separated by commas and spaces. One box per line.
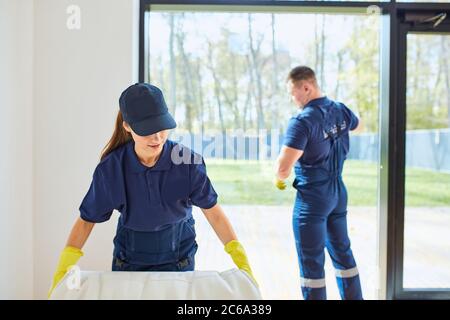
287, 66, 318, 86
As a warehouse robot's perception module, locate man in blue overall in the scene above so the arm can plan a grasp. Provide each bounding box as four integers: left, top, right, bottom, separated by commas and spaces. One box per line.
275, 66, 363, 300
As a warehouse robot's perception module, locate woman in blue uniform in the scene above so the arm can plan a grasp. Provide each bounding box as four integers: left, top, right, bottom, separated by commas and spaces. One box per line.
48, 83, 256, 297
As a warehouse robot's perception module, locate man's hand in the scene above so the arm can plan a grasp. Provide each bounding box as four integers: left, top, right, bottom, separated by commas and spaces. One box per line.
274, 177, 287, 190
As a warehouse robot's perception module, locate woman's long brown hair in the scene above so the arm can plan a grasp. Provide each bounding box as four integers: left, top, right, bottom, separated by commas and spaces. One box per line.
100, 111, 132, 161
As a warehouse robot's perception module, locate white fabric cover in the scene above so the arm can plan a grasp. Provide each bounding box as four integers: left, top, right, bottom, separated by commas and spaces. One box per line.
50, 268, 262, 300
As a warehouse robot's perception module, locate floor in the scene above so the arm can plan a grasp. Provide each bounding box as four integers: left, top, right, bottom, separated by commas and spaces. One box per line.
193, 205, 450, 300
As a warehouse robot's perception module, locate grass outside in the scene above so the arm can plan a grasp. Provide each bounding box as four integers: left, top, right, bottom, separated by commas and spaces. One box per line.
205, 159, 450, 207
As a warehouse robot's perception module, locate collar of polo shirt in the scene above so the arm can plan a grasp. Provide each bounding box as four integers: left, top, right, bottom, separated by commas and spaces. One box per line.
125, 140, 172, 173
303, 96, 330, 109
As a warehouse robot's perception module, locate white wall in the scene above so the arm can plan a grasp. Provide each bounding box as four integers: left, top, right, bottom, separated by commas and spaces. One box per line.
0, 0, 138, 299
0, 0, 35, 299
33, 0, 139, 299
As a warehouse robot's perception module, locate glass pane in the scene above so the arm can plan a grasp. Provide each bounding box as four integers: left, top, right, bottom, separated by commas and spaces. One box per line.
147, 10, 381, 299
404, 33, 450, 289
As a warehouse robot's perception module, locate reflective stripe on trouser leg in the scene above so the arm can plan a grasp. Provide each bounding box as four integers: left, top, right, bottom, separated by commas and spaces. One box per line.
335, 266, 363, 300
300, 277, 326, 300
335, 266, 359, 278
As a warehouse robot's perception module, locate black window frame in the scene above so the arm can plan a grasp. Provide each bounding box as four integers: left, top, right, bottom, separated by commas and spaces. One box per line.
388, 7, 450, 300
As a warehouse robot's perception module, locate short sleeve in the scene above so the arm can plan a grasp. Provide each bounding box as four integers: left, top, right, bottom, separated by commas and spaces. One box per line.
341, 104, 359, 131
79, 166, 115, 223
189, 158, 218, 209
283, 117, 310, 151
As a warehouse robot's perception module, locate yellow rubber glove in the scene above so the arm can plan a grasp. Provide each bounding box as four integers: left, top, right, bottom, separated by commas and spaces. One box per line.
224, 240, 258, 286
48, 246, 83, 298
274, 177, 287, 190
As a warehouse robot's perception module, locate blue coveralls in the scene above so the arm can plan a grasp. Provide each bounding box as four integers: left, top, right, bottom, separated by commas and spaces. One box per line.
79, 139, 218, 271
283, 96, 363, 300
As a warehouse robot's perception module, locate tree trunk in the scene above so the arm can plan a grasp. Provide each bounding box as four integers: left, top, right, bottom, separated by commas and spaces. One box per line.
271, 13, 279, 130
196, 59, 205, 135
169, 14, 177, 116
230, 53, 240, 129
271, 14, 279, 94
320, 15, 326, 90
314, 15, 319, 73
244, 54, 253, 131
248, 13, 265, 133
215, 85, 226, 138
176, 18, 195, 133
207, 42, 226, 136
158, 56, 165, 93
334, 49, 344, 99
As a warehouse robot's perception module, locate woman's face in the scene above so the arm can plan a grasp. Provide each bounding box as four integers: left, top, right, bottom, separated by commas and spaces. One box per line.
123, 122, 170, 158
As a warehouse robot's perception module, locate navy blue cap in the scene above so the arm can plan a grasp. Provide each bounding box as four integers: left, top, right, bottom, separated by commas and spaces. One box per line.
119, 83, 176, 136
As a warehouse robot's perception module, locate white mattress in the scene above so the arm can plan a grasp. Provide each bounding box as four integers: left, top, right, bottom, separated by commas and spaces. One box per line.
50, 268, 262, 300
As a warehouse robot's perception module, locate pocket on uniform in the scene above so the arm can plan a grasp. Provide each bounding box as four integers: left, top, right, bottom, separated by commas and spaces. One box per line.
185, 217, 196, 235
179, 218, 196, 245
129, 226, 177, 254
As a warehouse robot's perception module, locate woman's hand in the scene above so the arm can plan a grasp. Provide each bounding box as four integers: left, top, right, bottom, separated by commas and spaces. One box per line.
48, 217, 95, 298
201, 205, 258, 286
224, 240, 258, 286
48, 246, 84, 298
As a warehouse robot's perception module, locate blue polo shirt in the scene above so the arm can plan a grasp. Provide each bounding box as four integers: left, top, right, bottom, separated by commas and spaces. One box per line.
283, 96, 359, 167
79, 139, 218, 231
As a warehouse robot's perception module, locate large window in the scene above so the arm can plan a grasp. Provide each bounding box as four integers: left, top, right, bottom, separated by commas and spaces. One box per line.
146, 7, 381, 299
142, 0, 450, 300
403, 33, 450, 289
